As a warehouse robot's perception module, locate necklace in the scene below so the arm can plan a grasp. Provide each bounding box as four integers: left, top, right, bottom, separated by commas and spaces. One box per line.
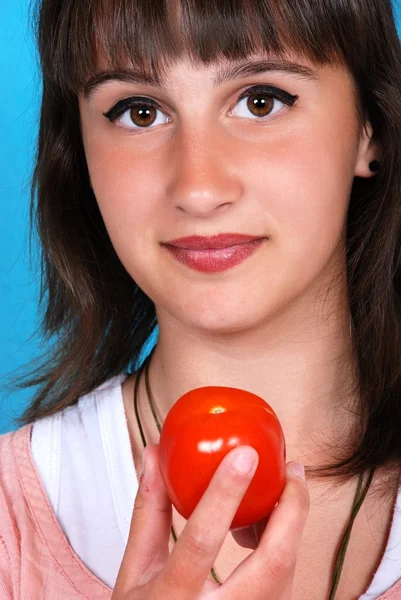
133, 347, 376, 597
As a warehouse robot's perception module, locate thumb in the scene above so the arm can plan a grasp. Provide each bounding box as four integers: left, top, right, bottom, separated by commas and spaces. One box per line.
112, 444, 172, 596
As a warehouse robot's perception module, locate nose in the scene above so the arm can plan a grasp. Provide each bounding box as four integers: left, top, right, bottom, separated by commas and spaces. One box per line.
166, 125, 243, 217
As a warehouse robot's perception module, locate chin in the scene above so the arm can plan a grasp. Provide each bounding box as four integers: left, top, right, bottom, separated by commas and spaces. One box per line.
176, 305, 271, 335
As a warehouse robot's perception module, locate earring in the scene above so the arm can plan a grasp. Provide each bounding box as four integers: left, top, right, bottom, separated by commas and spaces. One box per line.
369, 160, 380, 172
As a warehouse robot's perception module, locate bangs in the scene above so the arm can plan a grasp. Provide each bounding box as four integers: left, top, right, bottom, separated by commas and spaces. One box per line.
37, 0, 365, 96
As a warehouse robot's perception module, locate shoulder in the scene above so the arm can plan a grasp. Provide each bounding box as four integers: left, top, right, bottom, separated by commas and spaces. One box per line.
61, 373, 128, 418
0, 424, 34, 501
0, 424, 32, 485
0, 425, 33, 566
0, 373, 127, 501
0, 372, 128, 488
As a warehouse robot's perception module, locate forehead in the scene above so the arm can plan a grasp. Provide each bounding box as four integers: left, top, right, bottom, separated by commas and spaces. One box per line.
84, 51, 324, 98
49, 0, 354, 97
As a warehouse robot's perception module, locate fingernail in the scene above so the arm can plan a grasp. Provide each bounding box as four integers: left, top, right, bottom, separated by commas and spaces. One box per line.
287, 462, 305, 480
232, 447, 258, 475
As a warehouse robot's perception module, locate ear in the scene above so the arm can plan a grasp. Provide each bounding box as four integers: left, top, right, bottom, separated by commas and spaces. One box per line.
354, 121, 381, 178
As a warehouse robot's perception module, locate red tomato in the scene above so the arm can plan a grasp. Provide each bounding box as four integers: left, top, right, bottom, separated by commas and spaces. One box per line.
159, 386, 286, 530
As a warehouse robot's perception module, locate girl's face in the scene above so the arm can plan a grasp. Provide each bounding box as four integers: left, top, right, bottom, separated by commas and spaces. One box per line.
79, 52, 377, 333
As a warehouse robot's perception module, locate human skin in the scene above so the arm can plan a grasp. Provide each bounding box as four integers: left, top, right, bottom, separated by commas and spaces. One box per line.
110, 443, 309, 599
79, 51, 378, 469
79, 51, 382, 598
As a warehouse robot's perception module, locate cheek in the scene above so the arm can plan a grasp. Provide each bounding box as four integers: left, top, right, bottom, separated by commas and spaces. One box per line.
82, 137, 169, 296
83, 135, 165, 242
241, 117, 356, 267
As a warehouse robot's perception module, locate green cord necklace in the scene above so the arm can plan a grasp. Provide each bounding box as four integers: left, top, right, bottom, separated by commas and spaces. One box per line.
132, 348, 375, 597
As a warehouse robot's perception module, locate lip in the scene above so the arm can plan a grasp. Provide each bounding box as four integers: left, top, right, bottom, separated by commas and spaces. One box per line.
161, 234, 265, 273
163, 233, 264, 250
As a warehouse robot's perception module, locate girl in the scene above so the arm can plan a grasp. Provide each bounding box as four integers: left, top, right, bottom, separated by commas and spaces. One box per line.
1, 0, 401, 598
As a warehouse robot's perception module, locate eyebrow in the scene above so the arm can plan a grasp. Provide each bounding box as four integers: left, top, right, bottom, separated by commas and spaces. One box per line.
83, 58, 319, 100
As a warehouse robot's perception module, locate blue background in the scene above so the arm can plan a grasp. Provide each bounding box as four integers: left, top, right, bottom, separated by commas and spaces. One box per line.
1, 1, 401, 434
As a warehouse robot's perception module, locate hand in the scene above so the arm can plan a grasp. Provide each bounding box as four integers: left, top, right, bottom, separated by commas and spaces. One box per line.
111, 444, 310, 600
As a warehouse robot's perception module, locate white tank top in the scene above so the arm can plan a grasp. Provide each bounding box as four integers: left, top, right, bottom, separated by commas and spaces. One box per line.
30, 375, 401, 595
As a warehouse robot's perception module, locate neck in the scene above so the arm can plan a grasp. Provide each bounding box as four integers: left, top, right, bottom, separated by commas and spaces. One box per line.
145, 287, 358, 471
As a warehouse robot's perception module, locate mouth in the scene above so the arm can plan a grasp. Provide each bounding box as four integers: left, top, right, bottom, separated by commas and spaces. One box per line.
162, 233, 265, 250
161, 234, 266, 273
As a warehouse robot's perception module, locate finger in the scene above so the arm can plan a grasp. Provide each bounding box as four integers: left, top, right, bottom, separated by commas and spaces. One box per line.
158, 446, 259, 600
217, 462, 309, 599
231, 515, 269, 549
230, 524, 257, 548
113, 444, 172, 596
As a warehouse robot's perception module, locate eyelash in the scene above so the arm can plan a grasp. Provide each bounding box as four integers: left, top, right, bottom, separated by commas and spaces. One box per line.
103, 85, 298, 128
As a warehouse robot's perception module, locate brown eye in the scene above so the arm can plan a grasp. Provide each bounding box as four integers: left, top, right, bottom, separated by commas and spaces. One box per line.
246, 94, 274, 117
130, 105, 157, 127
104, 97, 170, 130
230, 85, 297, 122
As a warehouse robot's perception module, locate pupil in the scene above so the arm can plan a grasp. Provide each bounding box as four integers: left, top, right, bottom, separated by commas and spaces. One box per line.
130, 105, 157, 127
247, 95, 272, 117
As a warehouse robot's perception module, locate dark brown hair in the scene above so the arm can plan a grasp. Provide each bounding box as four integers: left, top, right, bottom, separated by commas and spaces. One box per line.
7, 0, 401, 492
